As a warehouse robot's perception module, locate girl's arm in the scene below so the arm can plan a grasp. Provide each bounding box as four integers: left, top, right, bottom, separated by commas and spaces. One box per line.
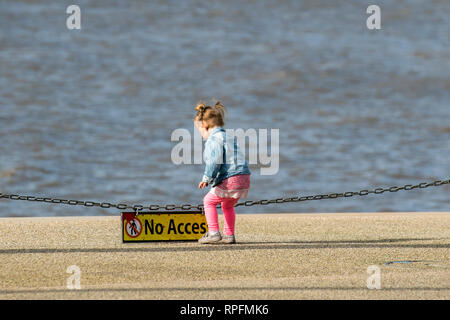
201, 135, 223, 186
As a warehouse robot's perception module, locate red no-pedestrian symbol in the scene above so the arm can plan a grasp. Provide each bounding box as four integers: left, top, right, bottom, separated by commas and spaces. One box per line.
125, 217, 142, 238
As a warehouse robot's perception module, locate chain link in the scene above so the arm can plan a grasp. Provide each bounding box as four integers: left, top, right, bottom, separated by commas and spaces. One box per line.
0, 179, 448, 213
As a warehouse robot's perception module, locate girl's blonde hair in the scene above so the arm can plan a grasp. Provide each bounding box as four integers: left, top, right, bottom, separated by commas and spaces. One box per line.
194, 100, 226, 128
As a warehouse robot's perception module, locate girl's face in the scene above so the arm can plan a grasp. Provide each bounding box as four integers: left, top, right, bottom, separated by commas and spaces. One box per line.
194, 120, 210, 139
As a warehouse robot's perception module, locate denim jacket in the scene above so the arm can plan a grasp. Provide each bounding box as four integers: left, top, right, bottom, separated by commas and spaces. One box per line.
201, 127, 251, 187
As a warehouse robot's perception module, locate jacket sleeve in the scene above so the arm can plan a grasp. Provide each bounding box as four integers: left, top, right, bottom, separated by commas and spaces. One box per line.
202, 136, 223, 184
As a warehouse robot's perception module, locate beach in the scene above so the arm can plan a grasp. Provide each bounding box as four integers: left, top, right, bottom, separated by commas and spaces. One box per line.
0, 212, 448, 300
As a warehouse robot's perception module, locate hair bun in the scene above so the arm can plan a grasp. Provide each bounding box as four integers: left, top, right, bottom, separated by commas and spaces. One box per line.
214, 100, 225, 118
195, 102, 207, 113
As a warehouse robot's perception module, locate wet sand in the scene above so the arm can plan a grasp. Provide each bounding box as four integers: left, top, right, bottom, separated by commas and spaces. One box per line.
0, 212, 449, 300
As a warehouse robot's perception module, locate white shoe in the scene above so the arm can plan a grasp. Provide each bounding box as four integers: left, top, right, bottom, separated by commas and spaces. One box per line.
198, 231, 222, 244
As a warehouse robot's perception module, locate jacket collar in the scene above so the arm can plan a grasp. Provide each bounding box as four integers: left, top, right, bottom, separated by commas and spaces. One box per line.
210, 127, 224, 135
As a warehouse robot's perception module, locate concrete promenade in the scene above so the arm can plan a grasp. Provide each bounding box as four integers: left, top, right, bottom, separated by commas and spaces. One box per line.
0, 212, 449, 299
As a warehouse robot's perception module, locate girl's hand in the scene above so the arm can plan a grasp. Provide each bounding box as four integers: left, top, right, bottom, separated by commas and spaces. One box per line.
194, 120, 210, 140
198, 181, 208, 189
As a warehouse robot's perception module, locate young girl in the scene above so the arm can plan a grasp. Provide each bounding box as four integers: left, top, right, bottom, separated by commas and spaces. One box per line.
194, 101, 251, 244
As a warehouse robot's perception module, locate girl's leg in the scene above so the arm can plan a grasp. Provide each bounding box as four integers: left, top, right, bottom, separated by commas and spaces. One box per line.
221, 198, 239, 236
203, 192, 222, 232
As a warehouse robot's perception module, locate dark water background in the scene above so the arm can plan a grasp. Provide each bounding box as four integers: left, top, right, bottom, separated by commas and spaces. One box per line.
0, 0, 449, 216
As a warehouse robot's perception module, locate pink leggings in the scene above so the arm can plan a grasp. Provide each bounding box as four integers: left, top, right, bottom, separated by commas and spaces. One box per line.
203, 192, 239, 236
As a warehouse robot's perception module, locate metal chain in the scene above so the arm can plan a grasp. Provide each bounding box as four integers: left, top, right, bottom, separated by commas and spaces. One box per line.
234, 179, 449, 208
0, 179, 448, 213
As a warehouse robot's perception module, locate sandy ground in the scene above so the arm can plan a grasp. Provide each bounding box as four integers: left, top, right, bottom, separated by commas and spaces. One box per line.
0, 212, 448, 300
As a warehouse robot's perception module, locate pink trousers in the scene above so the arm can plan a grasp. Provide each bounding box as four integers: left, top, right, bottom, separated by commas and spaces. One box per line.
203, 192, 239, 236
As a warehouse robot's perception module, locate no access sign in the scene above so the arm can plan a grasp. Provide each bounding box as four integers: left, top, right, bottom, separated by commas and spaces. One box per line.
121, 211, 208, 242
